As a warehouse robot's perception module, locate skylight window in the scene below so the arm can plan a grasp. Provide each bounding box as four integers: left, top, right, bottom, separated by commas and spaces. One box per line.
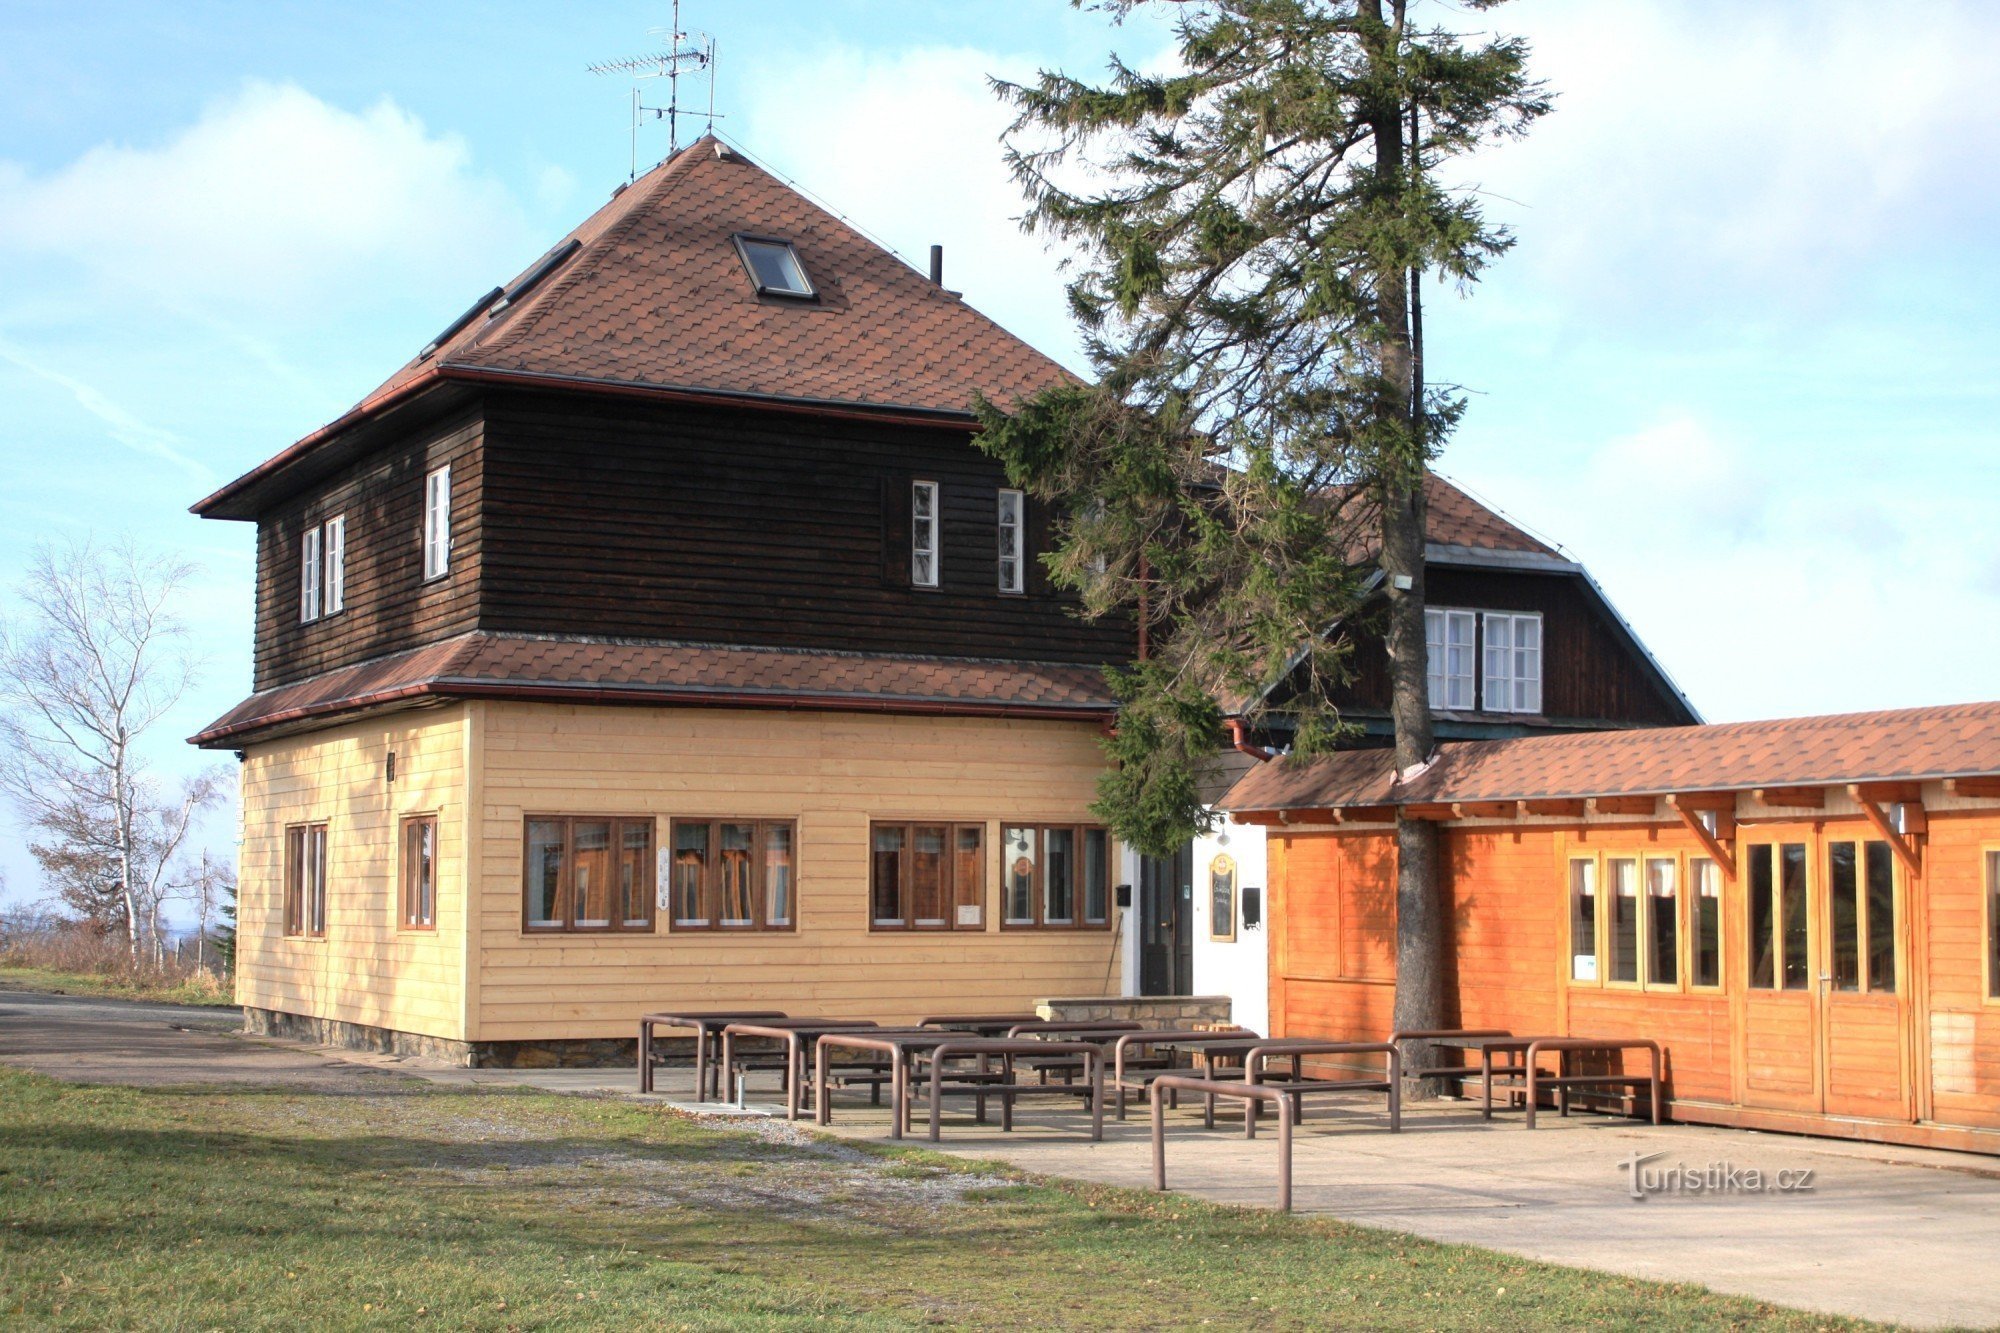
733, 235, 815, 299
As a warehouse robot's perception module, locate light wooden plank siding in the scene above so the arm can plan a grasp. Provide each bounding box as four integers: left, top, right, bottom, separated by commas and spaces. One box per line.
1265, 790, 2000, 1144
236, 708, 471, 1038
1923, 811, 2000, 1127
471, 703, 1121, 1041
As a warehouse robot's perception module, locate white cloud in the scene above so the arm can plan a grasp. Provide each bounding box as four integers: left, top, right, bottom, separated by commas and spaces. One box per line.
0, 80, 533, 320
1454, 0, 2000, 322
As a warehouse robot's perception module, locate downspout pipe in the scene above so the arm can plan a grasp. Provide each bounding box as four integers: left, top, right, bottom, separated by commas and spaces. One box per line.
1229, 717, 1274, 763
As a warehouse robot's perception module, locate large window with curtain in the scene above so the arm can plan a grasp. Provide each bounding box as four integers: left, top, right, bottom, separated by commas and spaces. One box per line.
870, 823, 984, 930
523, 816, 655, 933
669, 819, 795, 932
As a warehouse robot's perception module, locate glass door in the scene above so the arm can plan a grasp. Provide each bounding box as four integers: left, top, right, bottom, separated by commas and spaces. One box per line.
1818, 836, 1913, 1120
1740, 834, 1820, 1112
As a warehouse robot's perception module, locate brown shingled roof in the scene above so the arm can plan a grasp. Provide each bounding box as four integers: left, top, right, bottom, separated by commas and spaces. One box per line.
1220, 701, 2000, 812
191, 632, 1116, 747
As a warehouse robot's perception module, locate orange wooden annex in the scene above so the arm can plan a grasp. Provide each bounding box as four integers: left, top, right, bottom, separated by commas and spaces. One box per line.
1221, 702, 2000, 1154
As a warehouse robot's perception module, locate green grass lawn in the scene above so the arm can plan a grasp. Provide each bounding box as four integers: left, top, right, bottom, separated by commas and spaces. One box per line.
0, 1067, 1871, 1331
0, 965, 233, 1008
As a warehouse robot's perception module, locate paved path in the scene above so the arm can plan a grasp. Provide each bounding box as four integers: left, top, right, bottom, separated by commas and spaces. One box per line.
7, 991, 2000, 1326
0, 988, 412, 1090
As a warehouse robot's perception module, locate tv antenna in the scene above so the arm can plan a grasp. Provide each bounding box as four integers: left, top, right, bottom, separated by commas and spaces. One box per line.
587, 0, 719, 182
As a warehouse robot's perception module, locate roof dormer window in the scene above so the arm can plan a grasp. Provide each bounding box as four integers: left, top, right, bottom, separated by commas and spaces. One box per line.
733, 235, 815, 299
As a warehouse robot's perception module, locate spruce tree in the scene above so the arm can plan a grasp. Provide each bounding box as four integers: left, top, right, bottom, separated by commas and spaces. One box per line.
978, 0, 1547, 1069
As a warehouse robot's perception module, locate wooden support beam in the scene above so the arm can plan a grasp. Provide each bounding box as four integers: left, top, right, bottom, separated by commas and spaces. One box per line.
1588, 795, 1657, 817
1849, 786, 1922, 876
1666, 795, 1737, 878
1667, 791, 1736, 812
1340, 805, 1397, 824
1851, 781, 1923, 805
1401, 803, 1458, 822
1274, 809, 1341, 826
1752, 786, 1825, 809
1945, 776, 2000, 800
1452, 800, 1520, 820
1523, 798, 1587, 818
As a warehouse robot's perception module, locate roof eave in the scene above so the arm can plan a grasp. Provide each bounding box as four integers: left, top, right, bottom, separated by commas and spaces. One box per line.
191, 677, 1115, 749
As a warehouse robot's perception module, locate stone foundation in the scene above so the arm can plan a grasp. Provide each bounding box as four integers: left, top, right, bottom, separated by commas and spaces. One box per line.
1035, 995, 1234, 1026
243, 1008, 672, 1069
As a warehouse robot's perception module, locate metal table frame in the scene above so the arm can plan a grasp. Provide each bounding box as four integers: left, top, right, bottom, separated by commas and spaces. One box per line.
718, 1019, 881, 1120
636, 1010, 789, 1097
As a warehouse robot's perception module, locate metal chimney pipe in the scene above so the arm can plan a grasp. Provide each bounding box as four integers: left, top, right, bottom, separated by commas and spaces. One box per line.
929, 244, 944, 286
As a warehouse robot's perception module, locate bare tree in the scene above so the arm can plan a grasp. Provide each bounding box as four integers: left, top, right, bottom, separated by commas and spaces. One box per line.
0, 537, 221, 962
172, 849, 236, 974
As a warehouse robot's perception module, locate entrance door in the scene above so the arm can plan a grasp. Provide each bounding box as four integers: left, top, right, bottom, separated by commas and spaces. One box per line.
1739, 829, 1916, 1121
1740, 835, 1819, 1112
1818, 836, 1913, 1121
1139, 844, 1193, 996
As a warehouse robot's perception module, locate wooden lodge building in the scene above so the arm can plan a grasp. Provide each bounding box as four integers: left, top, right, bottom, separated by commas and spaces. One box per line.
191, 136, 1143, 1062
1221, 703, 2000, 1153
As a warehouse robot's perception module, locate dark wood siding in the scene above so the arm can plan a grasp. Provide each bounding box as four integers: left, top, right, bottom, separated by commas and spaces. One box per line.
251, 407, 484, 691
1330, 565, 1690, 727
476, 392, 1134, 664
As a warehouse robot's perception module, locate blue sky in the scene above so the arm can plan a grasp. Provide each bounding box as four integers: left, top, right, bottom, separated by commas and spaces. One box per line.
2, 1, 1998, 907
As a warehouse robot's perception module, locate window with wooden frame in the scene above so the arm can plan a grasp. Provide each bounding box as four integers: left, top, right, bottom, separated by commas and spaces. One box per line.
670, 819, 795, 932
1643, 856, 1678, 987
400, 815, 437, 931
996, 489, 1025, 594
284, 822, 328, 939
1424, 608, 1475, 710
423, 464, 452, 581
1481, 611, 1543, 713
1001, 825, 1111, 929
870, 822, 983, 930
910, 480, 939, 588
1567, 857, 1598, 982
1209, 853, 1237, 942
1746, 841, 1810, 990
300, 524, 322, 622
323, 514, 345, 615
1690, 855, 1724, 989
1828, 839, 1897, 994
1606, 856, 1641, 984
1986, 848, 2000, 1001
523, 816, 654, 933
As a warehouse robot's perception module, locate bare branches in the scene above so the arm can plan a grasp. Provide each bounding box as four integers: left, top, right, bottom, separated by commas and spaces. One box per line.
0, 536, 216, 959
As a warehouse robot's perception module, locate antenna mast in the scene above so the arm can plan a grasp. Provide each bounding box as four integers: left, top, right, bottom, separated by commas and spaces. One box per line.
587, 1, 719, 182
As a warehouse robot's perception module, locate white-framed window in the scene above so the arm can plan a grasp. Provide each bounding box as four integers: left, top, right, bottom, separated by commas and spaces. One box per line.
996, 489, 1024, 593
1482, 611, 1543, 713
911, 480, 939, 588
323, 514, 346, 615
300, 525, 322, 623
423, 465, 451, 581
1424, 608, 1475, 710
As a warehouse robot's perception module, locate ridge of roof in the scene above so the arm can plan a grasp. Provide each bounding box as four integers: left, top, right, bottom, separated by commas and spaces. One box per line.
1219, 698, 2000, 812
196, 134, 1075, 519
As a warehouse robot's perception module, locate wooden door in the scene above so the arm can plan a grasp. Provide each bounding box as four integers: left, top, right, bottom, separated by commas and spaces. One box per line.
1740, 834, 1820, 1111
1138, 845, 1192, 996
1817, 836, 1913, 1121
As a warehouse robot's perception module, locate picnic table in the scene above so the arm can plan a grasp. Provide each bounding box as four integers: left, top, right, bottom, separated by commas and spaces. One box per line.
636, 1010, 789, 1097
814, 1029, 1000, 1138
918, 1014, 1044, 1036
1420, 1033, 1663, 1127
718, 1018, 882, 1120
1107, 1028, 1263, 1120
920, 1038, 1107, 1143
1242, 1040, 1402, 1137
